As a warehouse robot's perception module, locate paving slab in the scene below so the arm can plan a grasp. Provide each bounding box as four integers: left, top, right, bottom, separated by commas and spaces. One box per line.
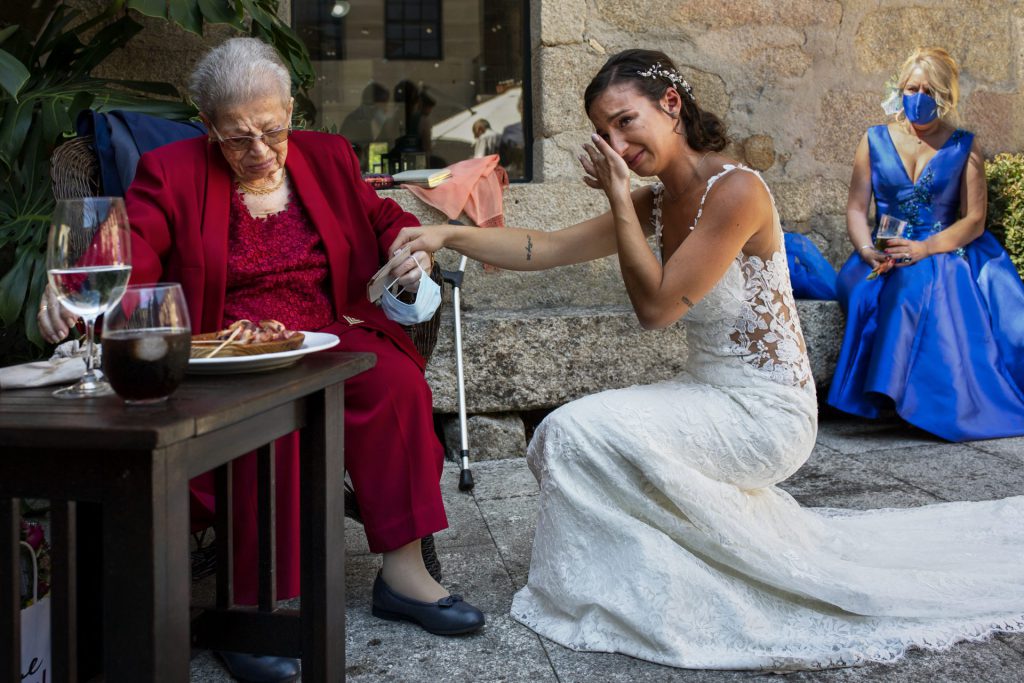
476, 494, 539, 589
343, 548, 555, 683
784, 636, 1024, 682
779, 444, 943, 510
997, 632, 1024, 657
813, 415, 944, 455
188, 417, 1024, 682
969, 435, 1024, 465
850, 443, 1024, 502
539, 642, 761, 682
469, 456, 541, 501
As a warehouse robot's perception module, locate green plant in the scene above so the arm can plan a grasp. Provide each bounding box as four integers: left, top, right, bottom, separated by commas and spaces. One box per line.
985, 153, 1024, 281
0, 1, 314, 364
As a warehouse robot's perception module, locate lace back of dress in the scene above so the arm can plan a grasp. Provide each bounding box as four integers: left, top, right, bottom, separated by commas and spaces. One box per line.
698, 167, 813, 389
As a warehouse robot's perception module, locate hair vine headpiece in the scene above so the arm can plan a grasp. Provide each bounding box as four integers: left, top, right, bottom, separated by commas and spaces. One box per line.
880, 74, 902, 116
637, 63, 695, 101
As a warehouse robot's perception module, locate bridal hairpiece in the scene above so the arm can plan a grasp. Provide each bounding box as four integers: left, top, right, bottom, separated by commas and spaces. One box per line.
880, 74, 903, 116
637, 63, 695, 101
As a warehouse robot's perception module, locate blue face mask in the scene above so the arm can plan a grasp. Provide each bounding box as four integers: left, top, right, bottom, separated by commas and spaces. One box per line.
902, 92, 938, 125
380, 263, 442, 325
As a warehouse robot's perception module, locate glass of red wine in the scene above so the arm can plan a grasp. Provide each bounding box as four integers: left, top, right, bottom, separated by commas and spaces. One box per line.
46, 197, 132, 398
101, 283, 192, 404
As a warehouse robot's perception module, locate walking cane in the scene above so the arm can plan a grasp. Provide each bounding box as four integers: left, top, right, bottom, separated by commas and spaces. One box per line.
442, 220, 474, 491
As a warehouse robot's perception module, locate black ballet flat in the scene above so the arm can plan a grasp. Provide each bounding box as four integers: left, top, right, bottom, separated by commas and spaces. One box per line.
371, 571, 485, 635
216, 651, 300, 683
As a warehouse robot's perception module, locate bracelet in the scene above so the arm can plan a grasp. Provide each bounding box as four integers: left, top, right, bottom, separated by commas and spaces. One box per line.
858, 244, 873, 251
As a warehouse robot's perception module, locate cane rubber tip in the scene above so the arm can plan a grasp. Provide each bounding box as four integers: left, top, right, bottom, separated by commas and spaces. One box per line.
459, 469, 475, 491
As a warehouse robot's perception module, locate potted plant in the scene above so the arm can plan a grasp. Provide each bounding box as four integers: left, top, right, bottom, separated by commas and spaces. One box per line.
985, 152, 1024, 281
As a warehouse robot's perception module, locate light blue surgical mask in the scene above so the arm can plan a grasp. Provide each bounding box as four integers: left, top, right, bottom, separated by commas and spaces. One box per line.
380, 262, 442, 325
902, 92, 938, 125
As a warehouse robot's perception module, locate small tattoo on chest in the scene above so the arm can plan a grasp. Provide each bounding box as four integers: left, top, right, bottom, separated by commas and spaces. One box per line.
681, 295, 695, 308
525, 236, 533, 261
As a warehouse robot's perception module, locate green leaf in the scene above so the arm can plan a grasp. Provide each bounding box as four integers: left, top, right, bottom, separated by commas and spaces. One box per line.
72, 16, 144, 79
169, 0, 205, 36
241, 0, 276, 31
197, 0, 244, 27
0, 245, 33, 325
126, 0, 169, 19
0, 48, 30, 98
23, 249, 46, 348
0, 99, 34, 171
0, 25, 19, 46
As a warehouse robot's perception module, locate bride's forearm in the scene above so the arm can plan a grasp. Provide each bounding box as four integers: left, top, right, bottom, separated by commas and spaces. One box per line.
444, 225, 561, 271
610, 204, 666, 325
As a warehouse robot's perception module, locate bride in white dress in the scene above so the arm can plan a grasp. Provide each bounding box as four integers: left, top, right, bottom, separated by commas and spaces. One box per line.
391, 49, 1024, 670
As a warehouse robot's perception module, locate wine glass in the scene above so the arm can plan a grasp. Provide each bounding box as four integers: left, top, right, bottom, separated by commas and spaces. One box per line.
46, 197, 133, 398
102, 284, 191, 404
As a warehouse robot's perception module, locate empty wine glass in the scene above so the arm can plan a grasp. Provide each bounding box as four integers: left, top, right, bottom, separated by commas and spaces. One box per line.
46, 197, 132, 398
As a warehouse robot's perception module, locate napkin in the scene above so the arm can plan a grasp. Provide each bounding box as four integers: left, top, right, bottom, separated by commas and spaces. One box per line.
0, 340, 102, 390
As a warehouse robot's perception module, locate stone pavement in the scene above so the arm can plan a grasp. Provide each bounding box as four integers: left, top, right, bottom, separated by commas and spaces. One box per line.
190, 413, 1024, 682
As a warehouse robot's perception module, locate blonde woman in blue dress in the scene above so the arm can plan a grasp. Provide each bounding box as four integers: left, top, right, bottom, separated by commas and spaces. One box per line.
392, 49, 1024, 670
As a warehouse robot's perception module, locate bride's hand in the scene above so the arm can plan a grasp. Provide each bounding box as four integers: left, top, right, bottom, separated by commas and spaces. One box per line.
389, 224, 452, 257
580, 133, 630, 200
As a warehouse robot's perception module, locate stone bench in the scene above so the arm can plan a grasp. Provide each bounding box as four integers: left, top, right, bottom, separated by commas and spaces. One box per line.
383, 187, 845, 459
425, 300, 843, 415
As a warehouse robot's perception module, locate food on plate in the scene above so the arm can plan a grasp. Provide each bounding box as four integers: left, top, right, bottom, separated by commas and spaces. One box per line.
190, 319, 305, 358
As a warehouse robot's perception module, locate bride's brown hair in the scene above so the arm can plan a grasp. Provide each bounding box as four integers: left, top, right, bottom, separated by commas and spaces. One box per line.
584, 49, 728, 153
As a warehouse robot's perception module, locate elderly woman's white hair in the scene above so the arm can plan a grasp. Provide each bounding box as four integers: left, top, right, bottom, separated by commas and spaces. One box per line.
189, 37, 291, 117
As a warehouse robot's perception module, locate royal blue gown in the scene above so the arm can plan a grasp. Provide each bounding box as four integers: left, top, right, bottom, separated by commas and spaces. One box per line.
828, 125, 1024, 441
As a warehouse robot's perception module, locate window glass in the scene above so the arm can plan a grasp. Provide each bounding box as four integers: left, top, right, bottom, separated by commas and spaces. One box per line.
292, 0, 530, 180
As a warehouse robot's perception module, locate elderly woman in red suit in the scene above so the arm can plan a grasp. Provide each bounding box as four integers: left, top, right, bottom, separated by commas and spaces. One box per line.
37, 37, 483, 683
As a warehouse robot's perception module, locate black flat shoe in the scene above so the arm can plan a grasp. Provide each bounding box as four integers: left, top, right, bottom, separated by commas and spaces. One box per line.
217, 651, 300, 683
372, 571, 485, 635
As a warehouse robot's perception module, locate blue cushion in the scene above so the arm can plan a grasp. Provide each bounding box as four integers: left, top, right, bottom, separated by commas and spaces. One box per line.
785, 233, 838, 300
76, 111, 206, 197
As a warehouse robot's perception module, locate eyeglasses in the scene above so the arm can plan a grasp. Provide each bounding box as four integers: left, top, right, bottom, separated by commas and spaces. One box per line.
211, 123, 290, 151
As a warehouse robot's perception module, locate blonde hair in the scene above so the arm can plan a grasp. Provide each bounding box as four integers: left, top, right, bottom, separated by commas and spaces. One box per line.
895, 47, 960, 125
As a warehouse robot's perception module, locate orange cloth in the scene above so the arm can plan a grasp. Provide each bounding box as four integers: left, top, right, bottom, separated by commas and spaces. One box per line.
402, 154, 509, 227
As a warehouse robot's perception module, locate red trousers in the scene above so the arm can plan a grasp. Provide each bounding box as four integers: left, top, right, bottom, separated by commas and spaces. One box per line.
190, 327, 447, 604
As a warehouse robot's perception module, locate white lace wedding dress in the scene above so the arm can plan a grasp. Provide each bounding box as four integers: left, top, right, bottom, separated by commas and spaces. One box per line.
510, 166, 1024, 670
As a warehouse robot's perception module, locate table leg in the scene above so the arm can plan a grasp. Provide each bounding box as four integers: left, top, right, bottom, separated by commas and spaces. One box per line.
101, 450, 190, 682
299, 384, 346, 682
51, 501, 78, 683
1, 498, 20, 683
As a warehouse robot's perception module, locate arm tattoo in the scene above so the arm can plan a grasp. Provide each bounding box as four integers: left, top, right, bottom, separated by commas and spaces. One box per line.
681, 295, 695, 308
525, 235, 533, 261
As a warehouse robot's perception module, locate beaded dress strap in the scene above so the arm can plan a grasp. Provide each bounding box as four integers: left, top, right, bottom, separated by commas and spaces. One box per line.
691, 164, 777, 231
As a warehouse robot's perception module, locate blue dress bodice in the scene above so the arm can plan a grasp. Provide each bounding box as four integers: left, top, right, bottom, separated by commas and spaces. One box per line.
868, 125, 972, 241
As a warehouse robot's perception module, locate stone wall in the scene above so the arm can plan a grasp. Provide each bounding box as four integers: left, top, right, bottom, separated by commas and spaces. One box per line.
533, 0, 1024, 264
66, 1, 1024, 263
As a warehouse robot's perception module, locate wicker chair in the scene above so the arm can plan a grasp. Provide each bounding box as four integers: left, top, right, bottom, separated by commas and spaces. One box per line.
50, 134, 444, 582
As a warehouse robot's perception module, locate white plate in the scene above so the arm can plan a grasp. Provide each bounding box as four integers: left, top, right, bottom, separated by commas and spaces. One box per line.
186, 331, 340, 375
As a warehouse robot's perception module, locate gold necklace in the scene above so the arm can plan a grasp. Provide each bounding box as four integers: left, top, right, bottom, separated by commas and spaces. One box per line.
237, 170, 285, 195
665, 151, 712, 201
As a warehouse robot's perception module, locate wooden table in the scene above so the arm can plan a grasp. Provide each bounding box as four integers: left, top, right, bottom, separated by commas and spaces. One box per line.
0, 351, 375, 682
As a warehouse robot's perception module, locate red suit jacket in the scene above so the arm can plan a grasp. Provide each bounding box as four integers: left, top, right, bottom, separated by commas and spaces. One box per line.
122, 131, 447, 602
125, 129, 425, 368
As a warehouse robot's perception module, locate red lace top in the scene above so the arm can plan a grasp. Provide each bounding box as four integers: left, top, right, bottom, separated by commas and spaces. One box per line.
223, 189, 335, 331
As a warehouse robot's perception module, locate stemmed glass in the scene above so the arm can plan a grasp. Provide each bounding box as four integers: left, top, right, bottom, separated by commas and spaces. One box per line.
46, 197, 133, 398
